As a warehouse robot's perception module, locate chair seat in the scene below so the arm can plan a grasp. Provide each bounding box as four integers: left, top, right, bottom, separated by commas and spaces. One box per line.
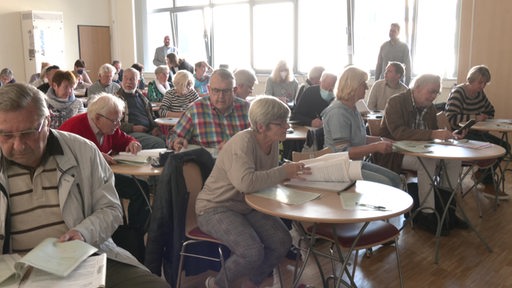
309, 222, 399, 248
187, 226, 222, 244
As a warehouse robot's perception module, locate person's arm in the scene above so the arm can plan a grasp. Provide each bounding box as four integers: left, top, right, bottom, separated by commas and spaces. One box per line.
445, 88, 467, 130
375, 45, 384, 81
66, 142, 123, 246
158, 89, 174, 117
224, 136, 288, 193
153, 47, 162, 66
347, 141, 393, 160
384, 94, 433, 140
264, 78, 274, 96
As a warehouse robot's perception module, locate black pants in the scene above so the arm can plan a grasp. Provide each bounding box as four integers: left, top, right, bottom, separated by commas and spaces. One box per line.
114, 174, 150, 230
466, 131, 510, 184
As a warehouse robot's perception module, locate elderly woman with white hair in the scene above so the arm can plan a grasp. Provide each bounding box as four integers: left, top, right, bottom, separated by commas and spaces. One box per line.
147, 65, 172, 102
159, 70, 198, 118
196, 96, 305, 288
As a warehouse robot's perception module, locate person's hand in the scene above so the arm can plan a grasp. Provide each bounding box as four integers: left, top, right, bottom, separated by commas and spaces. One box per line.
172, 137, 188, 151
132, 125, 148, 133
283, 161, 311, 180
311, 118, 323, 128
126, 141, 142, 154
151, 127, 162, 137
372, 141, 393, 154
452, 128, 467, 140
58, 229, 85, 242
431, 129, 454, 140
476, 113, 489, 121
102, 152, 117, 165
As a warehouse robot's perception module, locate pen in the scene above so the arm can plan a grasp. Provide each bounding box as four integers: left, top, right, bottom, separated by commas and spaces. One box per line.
355, 202, 387, 210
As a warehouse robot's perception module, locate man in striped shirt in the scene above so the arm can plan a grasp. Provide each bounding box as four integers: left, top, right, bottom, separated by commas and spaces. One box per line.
168, 68, 250, 151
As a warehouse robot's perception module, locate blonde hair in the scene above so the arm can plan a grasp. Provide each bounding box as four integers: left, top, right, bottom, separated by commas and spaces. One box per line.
336, 66, 368, 101
173, 70, 194, 95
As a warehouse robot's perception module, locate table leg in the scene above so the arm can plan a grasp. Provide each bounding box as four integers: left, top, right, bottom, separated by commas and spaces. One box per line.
433, 159, 492, 263
131, 175, 152, 214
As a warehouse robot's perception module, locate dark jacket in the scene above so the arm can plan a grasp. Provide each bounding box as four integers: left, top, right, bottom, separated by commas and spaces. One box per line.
144, 148, 216, 286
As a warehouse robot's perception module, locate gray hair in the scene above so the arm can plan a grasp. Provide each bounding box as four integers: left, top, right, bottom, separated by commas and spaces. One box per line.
124, 67, 140, 80
155, 65, 170, 76
411, 74, 441, 90
466, 65, 491, 84
249, 96, 290, 129
87, 93, 125, 118
98, 63, 116, 76
0, 83, 49, 118
211, 68, 234, 85
234, 68, 258, 86
0, 68, 14, 79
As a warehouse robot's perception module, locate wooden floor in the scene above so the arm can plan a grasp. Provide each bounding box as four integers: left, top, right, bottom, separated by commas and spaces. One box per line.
180, 168, 512, 288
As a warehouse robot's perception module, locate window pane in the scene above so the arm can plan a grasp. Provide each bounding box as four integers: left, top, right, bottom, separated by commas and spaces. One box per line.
353, 0, 406, 76
414, 0, 458, 78
298, 0, 347, 75
212, 4, 250, 69
175, 9, 208, 65
253, 2, 294, 71
147, 12, 172, 70
175, 0, 209, 6
147, 0, 172, 10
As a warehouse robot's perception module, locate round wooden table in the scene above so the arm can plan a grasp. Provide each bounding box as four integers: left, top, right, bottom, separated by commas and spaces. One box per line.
397, 140, 505, 263
246, 180, 413, 286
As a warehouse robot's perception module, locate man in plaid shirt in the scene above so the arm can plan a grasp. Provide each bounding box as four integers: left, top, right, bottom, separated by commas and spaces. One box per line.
168, 68, 250, 151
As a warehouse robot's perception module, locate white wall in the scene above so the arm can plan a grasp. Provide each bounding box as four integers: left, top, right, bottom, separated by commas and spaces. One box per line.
0, 0, 114, 82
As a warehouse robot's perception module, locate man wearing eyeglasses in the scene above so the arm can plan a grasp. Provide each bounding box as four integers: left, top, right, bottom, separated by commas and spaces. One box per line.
0, 83, 169, 287
378, 74, 467, 235
59, 93, 150, 235
168, 68, 250, 151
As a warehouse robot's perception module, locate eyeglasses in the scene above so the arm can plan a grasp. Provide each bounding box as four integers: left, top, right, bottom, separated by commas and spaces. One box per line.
98, 113, 122, 125
210, 87, 233, 95
0, 118, 46, 142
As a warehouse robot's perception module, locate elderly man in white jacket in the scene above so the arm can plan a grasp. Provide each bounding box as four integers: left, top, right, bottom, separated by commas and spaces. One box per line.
0, 83, 169, 288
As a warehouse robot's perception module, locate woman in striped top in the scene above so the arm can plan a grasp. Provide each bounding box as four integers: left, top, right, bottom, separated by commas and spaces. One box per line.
445, 65, 510, 199
159, 70, 199, 118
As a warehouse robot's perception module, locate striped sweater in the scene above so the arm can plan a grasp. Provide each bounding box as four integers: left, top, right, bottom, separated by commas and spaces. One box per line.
445, 85, 495, 130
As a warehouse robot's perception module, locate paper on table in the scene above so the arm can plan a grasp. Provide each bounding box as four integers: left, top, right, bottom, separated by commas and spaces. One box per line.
114, 149, 169, 165
339, 191, 363, 209
284, 179, 355, 192
392, 141, 433, 153
253, 185, 320, 205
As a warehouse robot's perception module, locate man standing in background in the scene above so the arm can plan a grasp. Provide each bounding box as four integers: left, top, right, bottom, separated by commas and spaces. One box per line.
375, 23, 412, 85
153, 35, 178, 66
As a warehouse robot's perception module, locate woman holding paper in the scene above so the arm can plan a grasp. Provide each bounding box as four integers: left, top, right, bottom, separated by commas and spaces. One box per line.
196, 96, 306, 288
322, 66, 401, 188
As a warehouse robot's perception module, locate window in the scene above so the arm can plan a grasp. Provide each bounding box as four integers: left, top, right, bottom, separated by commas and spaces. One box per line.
143, 0, 459, 79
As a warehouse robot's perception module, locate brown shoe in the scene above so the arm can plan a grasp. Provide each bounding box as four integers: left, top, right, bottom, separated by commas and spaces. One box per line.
481, 184, 509, 200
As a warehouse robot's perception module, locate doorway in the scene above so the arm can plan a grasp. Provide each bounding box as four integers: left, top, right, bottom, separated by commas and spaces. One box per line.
78, 25, 111, 82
